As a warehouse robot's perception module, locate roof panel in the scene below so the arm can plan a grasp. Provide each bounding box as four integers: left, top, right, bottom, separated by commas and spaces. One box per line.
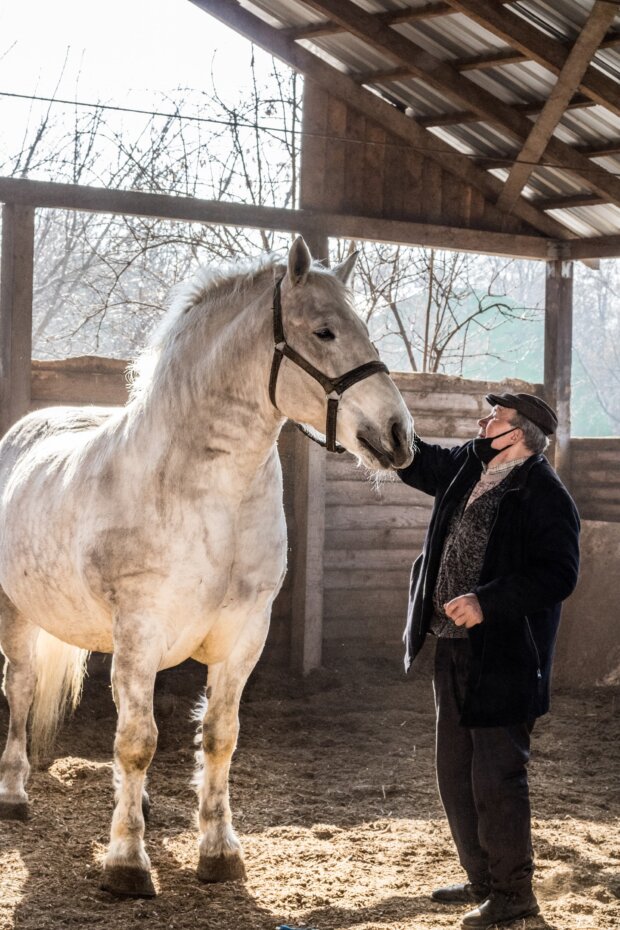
236, 0, 620, 248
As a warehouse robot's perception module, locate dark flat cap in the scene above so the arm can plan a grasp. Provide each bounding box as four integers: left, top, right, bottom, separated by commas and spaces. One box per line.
485, 392, 558, 435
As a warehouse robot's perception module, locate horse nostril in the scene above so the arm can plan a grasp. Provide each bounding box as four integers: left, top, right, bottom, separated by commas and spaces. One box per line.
391, 420, 403, 450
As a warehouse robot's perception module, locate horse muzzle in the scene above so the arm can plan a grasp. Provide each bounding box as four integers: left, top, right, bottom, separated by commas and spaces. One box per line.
356, 419, 414, 470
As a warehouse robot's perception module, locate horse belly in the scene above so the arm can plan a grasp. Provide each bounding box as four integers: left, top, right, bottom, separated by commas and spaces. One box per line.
190, 543, 287, 667
0, 474, 114, 652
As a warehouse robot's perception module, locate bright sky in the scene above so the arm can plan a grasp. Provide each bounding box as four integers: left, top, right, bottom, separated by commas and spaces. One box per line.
0, 0, 277, 130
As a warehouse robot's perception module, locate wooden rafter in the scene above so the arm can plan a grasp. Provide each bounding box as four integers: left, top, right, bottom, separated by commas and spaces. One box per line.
190, 0, 569, 240
495, 1, 617, 213
281, 1, 451, 40
479, 138, 620, 170
418, 95, 593, 129
302, 0, 620, 211
535, 193, 604, 211
457, 34, 620, 72
444, 0, 620, 121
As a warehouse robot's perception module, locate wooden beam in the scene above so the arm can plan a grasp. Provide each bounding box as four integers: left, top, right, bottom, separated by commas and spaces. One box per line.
189, 0, 570, 240
0, 204, 34, 435
360, 35, 620, 80
544, 260, 573, 484
0, 175, 554, 260
419, 94, 593, 129
576, 140, 620, 159
303, 0, 620, 211
290, 429, 326, 674
568, 234, 620, 260
496, 1, 617, 212
478, 134, 620, 169
444, 0, 620, 121
282, 1, 452, 40
535, 193, 605, 211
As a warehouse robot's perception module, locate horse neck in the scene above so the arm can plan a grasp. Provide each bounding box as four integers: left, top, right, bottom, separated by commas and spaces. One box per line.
127, 275, 283, 489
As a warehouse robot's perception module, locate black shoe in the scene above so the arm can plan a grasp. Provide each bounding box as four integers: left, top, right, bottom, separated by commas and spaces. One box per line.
461, 888, 540, 928
431, 882, 491, 904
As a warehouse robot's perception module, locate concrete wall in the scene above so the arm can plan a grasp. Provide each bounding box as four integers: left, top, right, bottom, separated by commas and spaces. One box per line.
554, 520, 620, 687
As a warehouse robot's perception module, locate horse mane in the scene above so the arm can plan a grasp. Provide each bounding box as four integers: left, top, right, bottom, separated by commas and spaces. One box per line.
128, 251, 281, 399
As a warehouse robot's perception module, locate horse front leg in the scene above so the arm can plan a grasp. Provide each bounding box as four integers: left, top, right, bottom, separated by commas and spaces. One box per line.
0, 593, 37, 821
101, 624, 163, 898
196, 611, 270, 883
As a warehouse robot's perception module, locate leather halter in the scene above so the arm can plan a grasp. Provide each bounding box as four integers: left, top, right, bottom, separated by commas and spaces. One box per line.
268, 276, 389, 453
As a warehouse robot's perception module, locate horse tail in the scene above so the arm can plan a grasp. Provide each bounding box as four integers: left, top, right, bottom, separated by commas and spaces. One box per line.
30, 630, 89, 762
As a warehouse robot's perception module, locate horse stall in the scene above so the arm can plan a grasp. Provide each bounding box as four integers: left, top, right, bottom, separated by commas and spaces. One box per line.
0, 353, 618, 930
2, 0, 620, 926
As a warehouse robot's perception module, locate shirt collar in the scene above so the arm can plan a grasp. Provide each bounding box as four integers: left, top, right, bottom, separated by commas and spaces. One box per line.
484, 456, 530, 476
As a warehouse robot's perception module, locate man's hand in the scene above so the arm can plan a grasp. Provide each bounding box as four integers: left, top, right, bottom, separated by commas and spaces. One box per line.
444, 593, 484, 628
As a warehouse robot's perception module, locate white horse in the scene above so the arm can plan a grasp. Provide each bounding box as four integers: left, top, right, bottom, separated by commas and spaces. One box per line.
0, 237, 413, 898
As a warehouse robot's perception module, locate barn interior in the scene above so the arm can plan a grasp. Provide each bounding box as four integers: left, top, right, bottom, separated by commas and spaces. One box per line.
0, 2, 619, 929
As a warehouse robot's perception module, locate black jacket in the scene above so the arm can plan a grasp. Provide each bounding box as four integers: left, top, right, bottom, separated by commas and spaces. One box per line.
398, 439, 580, 727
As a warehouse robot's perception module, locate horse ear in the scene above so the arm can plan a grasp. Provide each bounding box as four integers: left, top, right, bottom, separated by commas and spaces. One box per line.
288, 236, 312, 286
332, 251, 359, 286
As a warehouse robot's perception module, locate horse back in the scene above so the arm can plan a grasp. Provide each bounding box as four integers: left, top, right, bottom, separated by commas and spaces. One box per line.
0, 406, 118, 481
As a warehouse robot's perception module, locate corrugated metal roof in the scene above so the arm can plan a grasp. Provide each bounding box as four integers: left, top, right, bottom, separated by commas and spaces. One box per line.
239, 0, 620, 244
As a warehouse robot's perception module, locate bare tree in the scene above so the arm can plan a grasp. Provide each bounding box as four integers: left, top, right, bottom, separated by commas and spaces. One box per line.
1, 53, 301, 359
330, 240, 544, 377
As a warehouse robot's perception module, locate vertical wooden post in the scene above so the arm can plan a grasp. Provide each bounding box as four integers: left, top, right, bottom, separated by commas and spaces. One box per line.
290, 429, 326, 674
1, 204, 35, 435
544, 259, 573, 484
300, 228, 330, 267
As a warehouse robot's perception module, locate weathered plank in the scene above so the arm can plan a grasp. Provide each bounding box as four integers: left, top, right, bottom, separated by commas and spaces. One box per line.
325, 527, 426, 551
326, 503, 431, 530
324, 588, 409, 618
326, 478, 431, 506
324, 568, 411, 590
544, 259, 573, 483
1, 204, 34, 434
290, 430, 326, 674
324, 548, 415, 570
323, 615, 406, 641
31, 356, 129, 406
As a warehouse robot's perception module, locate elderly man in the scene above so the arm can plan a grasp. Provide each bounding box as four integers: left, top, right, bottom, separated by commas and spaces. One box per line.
397, 392, 580, 929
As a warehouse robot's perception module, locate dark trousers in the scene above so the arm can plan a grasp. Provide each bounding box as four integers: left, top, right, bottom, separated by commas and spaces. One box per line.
433, 638, 535, 893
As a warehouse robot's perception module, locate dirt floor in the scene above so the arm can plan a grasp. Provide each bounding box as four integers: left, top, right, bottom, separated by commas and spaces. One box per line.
0, 652, 619, 930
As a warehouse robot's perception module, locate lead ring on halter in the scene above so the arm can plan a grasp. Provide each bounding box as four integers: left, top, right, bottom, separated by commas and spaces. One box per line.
268, 276, 389, 453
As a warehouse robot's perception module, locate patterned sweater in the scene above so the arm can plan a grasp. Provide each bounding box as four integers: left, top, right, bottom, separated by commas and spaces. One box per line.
431, 458, 528, 638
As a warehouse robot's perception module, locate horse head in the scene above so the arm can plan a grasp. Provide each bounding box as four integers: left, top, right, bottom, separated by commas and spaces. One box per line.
271, 237, 414, 470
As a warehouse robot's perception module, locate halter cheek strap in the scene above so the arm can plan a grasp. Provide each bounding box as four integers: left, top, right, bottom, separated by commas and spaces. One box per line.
269, 277, 389, 453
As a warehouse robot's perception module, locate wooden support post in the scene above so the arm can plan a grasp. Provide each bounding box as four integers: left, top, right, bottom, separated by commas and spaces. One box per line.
300, 228, 330, 267
0, 204, 34, 435
544, 259, 573, 484
290, 429, 326, 674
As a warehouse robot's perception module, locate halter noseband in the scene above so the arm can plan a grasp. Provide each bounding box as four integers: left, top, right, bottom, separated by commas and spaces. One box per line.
268, 276, 389, 453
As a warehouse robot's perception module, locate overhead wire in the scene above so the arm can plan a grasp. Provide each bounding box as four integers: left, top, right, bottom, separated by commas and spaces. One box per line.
2, 88, 620, 181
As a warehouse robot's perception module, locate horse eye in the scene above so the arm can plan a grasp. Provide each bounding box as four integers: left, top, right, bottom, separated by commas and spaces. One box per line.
314, 328, 335, 340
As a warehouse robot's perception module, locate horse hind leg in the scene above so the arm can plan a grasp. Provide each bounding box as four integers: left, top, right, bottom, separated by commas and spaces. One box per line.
0, 588, 38, 821
195, 610, 270, 884
100, 618, 163, 899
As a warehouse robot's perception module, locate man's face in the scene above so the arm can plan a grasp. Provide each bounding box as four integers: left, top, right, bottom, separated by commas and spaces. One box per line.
477, 405, 517, 441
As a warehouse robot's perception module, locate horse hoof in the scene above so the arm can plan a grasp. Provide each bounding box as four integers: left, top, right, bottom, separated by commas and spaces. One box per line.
197, 853, 246, 883
100, 866, 156, 898
0, 800, 30, 821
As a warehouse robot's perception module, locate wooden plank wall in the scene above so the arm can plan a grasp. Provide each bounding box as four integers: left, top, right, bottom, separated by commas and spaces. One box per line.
299, 80, 531, 237
322, 372, 543, 659
571, 438, 620, 523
